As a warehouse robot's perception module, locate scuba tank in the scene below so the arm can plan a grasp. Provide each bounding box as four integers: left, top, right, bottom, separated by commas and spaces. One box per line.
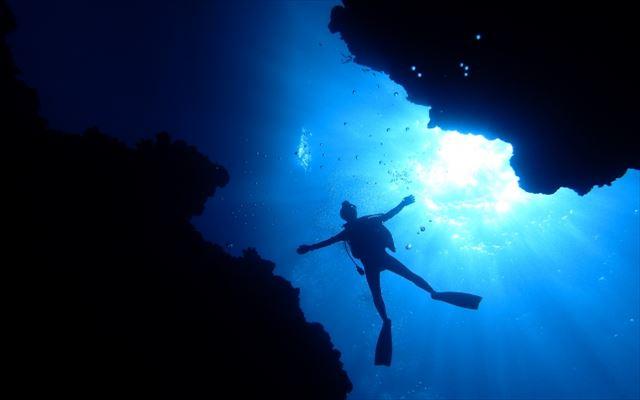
343, 214, 396, 274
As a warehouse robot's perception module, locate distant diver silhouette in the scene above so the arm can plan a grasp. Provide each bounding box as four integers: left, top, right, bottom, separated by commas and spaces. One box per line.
297, 195, 482, 366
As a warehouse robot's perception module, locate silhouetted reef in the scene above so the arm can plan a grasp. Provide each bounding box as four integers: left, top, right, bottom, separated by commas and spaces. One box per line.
3, 2, 351, 398
330, 1, 639, 195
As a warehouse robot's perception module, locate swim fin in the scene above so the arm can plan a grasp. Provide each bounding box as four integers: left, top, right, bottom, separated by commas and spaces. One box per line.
431, 291, 482, 310
374, 319, 392, 366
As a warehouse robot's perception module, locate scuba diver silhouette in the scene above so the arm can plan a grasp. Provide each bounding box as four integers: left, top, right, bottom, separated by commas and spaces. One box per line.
297, 195, 482, 365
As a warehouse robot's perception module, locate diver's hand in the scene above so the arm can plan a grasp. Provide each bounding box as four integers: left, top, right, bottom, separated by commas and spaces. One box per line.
401, 195, 415, 207
297, 244, 311, 255
356, 266, 365, 276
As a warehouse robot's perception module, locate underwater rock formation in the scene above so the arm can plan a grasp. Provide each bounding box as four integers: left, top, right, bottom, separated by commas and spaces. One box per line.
329, 1, 639, 195
2, 2, 351, 398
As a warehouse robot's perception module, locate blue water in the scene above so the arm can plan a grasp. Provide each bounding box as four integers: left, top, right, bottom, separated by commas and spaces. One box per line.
194, 2, 639, 399
10, 0, 637, 397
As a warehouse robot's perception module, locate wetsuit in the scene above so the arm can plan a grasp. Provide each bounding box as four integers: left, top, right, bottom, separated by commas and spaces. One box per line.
312, 217, 435, 321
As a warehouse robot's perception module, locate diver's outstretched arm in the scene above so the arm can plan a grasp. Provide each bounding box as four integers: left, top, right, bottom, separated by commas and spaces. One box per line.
297, 231, 346, 254
381, 195, 415, 222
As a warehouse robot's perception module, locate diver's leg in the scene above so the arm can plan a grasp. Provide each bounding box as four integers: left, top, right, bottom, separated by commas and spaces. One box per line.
364, 265, 389, 322
385, 255, 436, 294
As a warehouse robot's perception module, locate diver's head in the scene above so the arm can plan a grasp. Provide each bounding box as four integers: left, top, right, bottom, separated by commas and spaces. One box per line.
340, 201, 357, 222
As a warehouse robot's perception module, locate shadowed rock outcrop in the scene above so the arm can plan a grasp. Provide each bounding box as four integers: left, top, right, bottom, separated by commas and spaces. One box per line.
329, 1, 639, 195
3, 2, 351, 398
